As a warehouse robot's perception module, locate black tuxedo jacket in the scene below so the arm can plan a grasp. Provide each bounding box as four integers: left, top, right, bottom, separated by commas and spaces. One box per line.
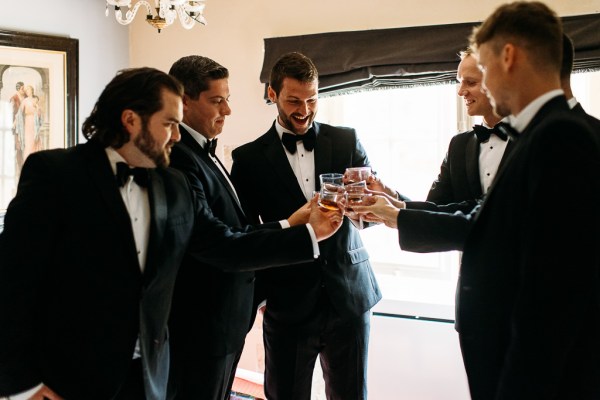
169, 127, 280, 357
0, 141, 317, 399
397, 102, 600, 255
572, 102, 600, 133
231, 122, 382, 323
457, 96, 600, 399
427, 128, 514, 204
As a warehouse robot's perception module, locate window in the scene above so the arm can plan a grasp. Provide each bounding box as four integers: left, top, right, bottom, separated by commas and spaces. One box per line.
318, 70, 600, 319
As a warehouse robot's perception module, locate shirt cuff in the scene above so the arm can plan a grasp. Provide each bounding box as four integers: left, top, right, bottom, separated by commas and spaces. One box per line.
256, 299, 267, 311
279, 219, 290, 229
8, 383, 44, 400
305, 224, 320, 258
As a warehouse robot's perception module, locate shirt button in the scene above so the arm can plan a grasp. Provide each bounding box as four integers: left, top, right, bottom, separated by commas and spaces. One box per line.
137, 250, 141, 254
490, 146, 494, 149
487, 173, 490, 176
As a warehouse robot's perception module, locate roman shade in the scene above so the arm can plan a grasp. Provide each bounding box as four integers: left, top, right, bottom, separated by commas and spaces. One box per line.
260, 13, 600, 100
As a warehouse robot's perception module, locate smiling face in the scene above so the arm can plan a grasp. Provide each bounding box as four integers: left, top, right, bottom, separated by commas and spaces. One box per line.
269, 77, 318, 135
457, 55, 494, 118
182, 78, 231, 139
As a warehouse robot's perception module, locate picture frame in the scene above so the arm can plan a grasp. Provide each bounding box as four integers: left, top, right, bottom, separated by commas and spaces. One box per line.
0, 29, 78, 231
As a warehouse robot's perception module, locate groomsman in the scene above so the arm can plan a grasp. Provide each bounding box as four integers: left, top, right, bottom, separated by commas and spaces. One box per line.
231, 52, 381, 400
167, 56, 311, 400
0, 67, 341, 400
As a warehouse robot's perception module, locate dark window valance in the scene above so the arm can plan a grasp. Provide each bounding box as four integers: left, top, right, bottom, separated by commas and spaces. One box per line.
260, 13, 600, 100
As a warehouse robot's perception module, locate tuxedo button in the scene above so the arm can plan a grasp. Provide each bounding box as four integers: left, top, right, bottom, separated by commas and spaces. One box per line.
248, 277, 256, 283
462, 285, 472, 291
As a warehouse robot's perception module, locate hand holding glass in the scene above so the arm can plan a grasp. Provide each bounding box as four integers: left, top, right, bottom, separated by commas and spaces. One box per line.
344, 167, 371, 184
319, 183, 347, 211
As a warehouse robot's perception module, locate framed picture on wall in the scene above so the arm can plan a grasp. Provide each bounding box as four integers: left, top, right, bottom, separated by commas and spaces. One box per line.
0, 29, 78, 231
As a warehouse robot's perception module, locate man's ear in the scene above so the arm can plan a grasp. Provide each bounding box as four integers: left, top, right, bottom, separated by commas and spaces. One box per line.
121, 109, 140, 135
182, 94, 192, 112
267, 85, 277, 103
501, 43, 516, 72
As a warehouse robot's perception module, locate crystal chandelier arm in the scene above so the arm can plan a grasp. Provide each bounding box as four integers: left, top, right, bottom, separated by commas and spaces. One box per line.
106, 0, 207, 31
177, 5, 206, 29
106, 0, 154, 25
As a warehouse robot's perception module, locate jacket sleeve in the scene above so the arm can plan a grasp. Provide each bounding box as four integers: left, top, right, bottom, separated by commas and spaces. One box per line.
0, 153, 60, 394
396, 201, 478, 252
426, 136, 458, 204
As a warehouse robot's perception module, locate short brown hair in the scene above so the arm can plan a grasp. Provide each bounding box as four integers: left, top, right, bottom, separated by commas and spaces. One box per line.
169, 55, 229, 100
470, 1, 562, 73
269, 52, 318, 96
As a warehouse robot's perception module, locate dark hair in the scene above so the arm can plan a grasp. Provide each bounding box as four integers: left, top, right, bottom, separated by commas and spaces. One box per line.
269, 52, 318, 96
169, 55, 228, 99
16, 82, 24, 90
82, 67, 183, 148
470, 1, 562, 73
561, 33, 574, 80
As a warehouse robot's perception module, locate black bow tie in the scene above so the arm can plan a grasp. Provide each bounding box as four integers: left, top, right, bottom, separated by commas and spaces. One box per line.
205, 139, 217, 157
281, 129, 316, 154
473, 124, 509, 143
115, 162, 149, 188
496, 122, 520, 141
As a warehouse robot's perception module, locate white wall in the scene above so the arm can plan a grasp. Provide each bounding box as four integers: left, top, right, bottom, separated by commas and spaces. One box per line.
129, 0, 600, 151
0, 0, 129, 142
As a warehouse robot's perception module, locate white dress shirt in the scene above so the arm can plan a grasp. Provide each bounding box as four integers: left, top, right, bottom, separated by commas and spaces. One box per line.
478, 119, 510, 194
275, 120, 316, 202
508, 89, 564, 133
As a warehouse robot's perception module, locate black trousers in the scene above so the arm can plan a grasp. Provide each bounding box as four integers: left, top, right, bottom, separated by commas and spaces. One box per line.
263, 299, 370, 400
168, 349, 240, 400
114, 358, 145, 400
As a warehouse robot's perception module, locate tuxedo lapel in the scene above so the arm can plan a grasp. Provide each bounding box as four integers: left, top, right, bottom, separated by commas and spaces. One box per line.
144, 169, 167, 283
262, 126, 307, 201
180, 126, 245, 214
313, 123, 333, 190
465, 133, 483, 198
83, 142, 140, 273
497, 139, 515, 170
180, 126, 205, 155
201, 149, 244, 211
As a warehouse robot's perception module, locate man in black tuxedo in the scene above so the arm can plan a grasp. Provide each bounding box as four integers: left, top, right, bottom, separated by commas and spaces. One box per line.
427, 48, 511, 205
230, 52, 381, 400
561, 33, 600, 133
167, 56, 311, 400
360, 32, 600, 254
357, 2, 600, 399
0, 68, 342, 400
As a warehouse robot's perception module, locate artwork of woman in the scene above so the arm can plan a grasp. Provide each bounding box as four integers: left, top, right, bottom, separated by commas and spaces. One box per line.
14, 84, 43, 162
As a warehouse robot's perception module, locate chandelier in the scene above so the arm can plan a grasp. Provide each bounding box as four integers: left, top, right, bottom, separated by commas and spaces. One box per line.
105, 0, 207, 33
